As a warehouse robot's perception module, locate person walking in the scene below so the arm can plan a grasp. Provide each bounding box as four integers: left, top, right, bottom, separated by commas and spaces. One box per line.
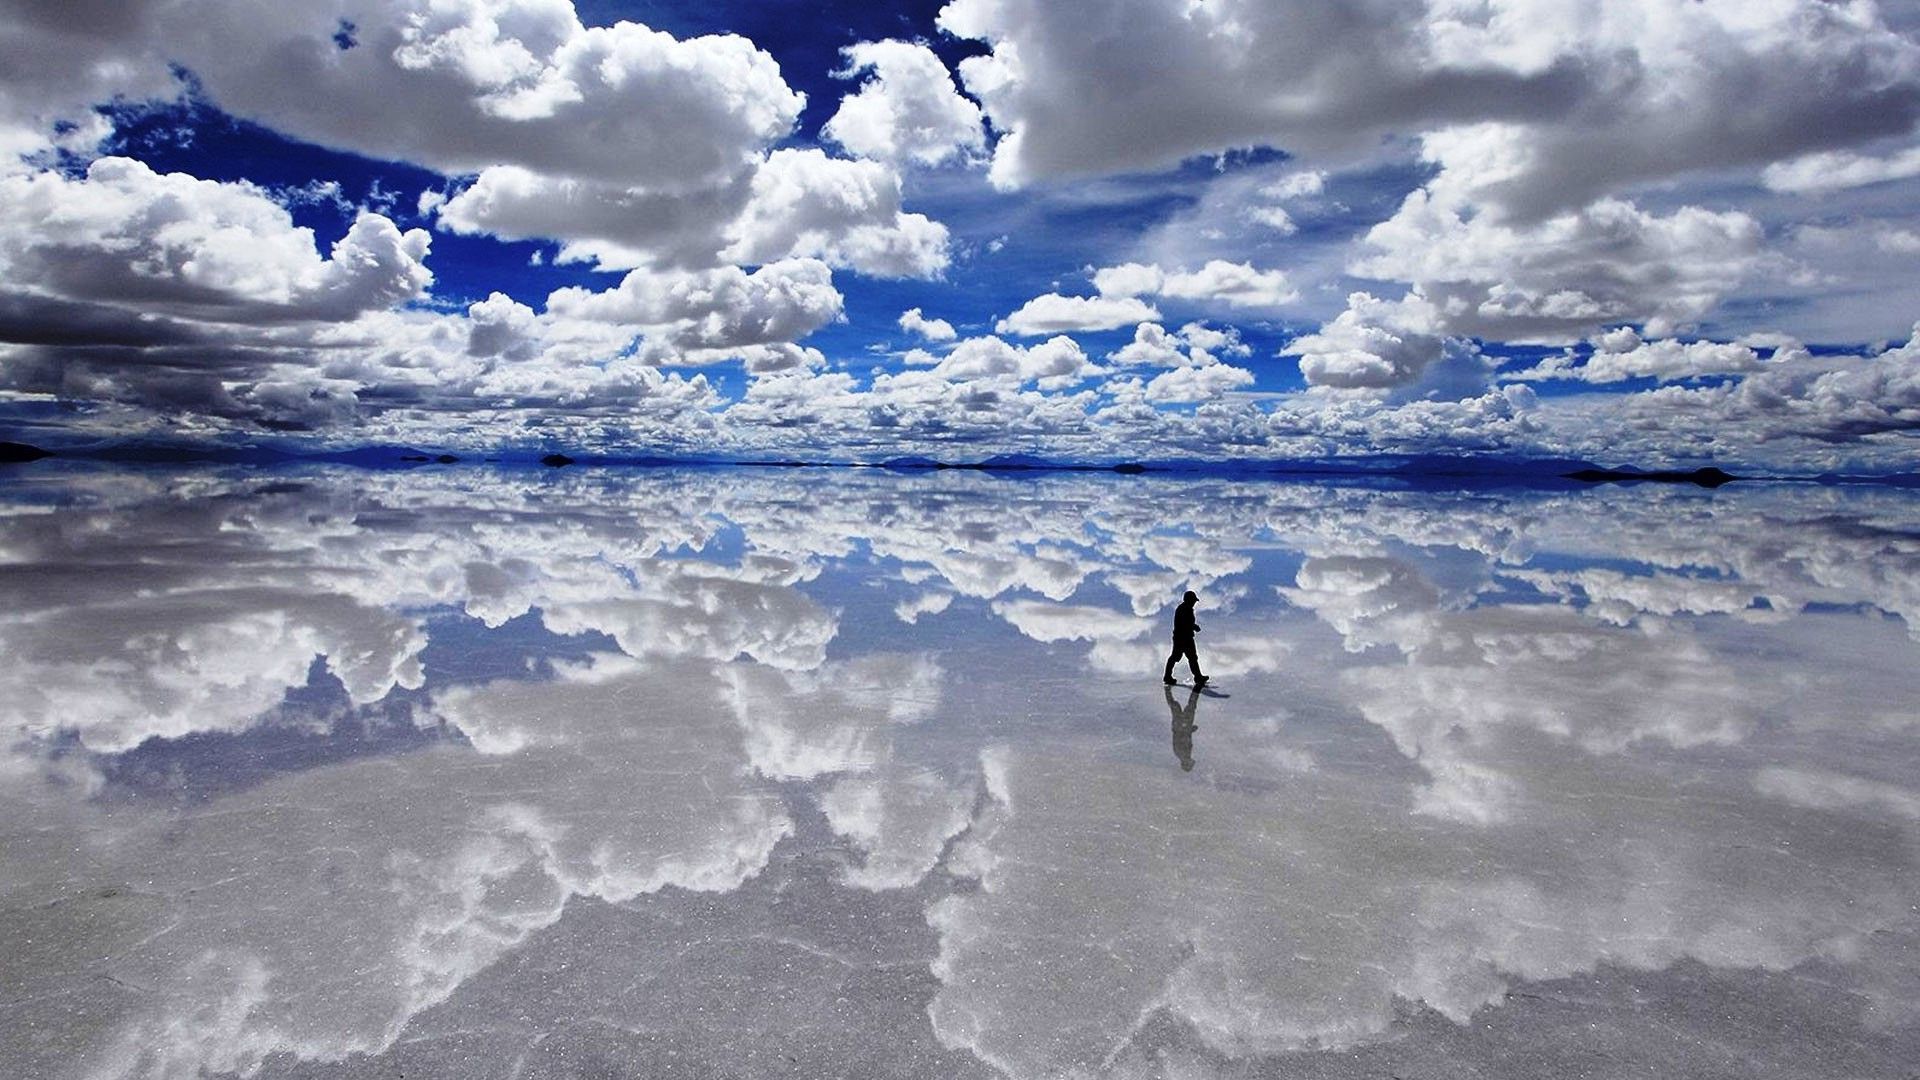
1163, 590, 1208, 686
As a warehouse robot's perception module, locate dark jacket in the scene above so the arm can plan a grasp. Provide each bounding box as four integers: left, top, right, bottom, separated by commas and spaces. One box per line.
1172, 602, 1198, 640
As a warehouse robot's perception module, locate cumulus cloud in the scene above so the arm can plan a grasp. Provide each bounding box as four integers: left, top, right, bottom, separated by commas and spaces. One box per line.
823, 40, 986, 167
0, 158, 430, 323
995, 293, 1160, 335
1110, 322, 1249, 369
898, 306, 957, 342
1102, 323, 1259, 402
1353, 192, 1766, 343
921, 334, 1102, 389
188, 1, 802, 190
721, 149, 951, 278
1094, 259, 1297, 309
991, 599, 1152, 643
1509, 329, 1778, 384
1611, 324, 1920, 446
430, 163, 755, 270
545, 258, 844, 352
1144, 362, 1256, 404
438, 148, 950, 277
939, 0, 1920, 213
1284, 293, 1468, 393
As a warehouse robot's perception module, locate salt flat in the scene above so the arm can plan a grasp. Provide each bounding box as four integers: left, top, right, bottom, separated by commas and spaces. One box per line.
2, 464, 1917, 1079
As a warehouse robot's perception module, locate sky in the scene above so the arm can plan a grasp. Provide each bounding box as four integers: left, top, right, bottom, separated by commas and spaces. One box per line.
1, 0, 1919, 472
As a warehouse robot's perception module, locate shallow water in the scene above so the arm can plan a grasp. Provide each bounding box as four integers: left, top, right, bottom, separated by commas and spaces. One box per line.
2, 463, 1918, 1079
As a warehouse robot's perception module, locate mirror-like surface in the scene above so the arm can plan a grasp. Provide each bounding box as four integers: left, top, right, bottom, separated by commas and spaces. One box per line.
3, 464, 1918, 1079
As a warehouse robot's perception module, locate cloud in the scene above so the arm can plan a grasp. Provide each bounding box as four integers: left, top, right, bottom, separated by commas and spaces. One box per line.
545, 258, 844, 352
720, 149, 951, 278
1284, 293, 1462, 392
1763, 144, 1920, 194
1144, 362, 1255, 404
0, 157, 430, 323
438, 148, 949, 278
1353, 192, 1766, 343
181, 1, 803, 190
1094, 260, 1297, 309
1108, 322, 1198, 368
995, 294, 1160, 335
1262, 170, 1326, 201
898, 306, 957, 342
12, 657, 797, 1079
990, 599, 1152, 643
894, 590, 954, 624
924, 334, 1102, 389
1508, 329, 1777, 384
1611, 324, 1920, 445
939, 0, 1920, 215
431, 163, 756, 270
823, 40, 986, 167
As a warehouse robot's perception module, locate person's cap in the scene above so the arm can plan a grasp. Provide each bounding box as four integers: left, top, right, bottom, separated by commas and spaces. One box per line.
1183, 590, 1198, 602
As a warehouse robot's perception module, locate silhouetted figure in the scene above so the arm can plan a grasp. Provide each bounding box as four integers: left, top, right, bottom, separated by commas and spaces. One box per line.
1163, 590, 1207, 686
1165, 684, 1198, 772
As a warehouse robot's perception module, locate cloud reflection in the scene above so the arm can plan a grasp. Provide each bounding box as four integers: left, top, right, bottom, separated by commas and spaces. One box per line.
0, 465, 1916, 1078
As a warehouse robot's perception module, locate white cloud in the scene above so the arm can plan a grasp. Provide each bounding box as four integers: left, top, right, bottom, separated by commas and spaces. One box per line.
927, 334, 1103, 389
184, 2, 803, 190
823, 40, 986, 167
1354, 191, 1766, 343
1108, 322, 1197, 368
1262, 170, 1326, 200
945, 0, 1919, 205
1762, 144, 1920, 194
438, 148, 950, 278
721, 149, 951, 279
894, 590, 954, 624
995, 294, 1160, 335
545, 259, 844, 352
431, 163, 755, 270
898, 306, 957, 342
990, 599, 1152, 643
1508, 331, 1776, 384
0, 157, 431, 322
1106, 322, 1258, 401
1284, 292, 1453, 391
1144, 362, 1256, 403
1095, 259, 1297, 309
1246, 205, 1297, 233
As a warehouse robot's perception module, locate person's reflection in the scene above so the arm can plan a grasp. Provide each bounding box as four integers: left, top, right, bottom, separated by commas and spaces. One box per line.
1164, 684, 1199, 772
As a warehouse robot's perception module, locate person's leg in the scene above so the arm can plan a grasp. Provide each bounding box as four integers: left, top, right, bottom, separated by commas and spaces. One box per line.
1183, 640, 1204, 681
1164, 641, 1181, 682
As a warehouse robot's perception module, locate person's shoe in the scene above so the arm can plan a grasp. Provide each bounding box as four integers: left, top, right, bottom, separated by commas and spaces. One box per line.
1194, 675, 1210, 686
1163, 675, 1177, 685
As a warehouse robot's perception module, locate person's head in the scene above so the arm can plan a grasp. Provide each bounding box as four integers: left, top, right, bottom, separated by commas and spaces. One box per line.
1182, 590, 1198, 605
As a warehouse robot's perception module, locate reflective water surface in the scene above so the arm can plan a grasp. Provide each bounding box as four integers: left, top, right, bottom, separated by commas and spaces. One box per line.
3, 463, 1918, 1079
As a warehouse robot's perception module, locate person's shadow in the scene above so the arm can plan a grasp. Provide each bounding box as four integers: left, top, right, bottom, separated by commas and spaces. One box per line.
1165, 684, 1201, 772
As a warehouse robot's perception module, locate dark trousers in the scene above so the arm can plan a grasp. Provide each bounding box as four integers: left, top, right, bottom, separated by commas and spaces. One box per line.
1164, 636, 1202, 680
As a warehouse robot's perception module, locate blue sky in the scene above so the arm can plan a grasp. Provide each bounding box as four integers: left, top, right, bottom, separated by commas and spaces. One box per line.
2, 0, 1919, 471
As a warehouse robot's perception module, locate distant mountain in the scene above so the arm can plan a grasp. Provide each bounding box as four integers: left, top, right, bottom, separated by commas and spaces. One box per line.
0, 440, 49, 463
1565, 466, 1737, 487
974, 453, 1059, 470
